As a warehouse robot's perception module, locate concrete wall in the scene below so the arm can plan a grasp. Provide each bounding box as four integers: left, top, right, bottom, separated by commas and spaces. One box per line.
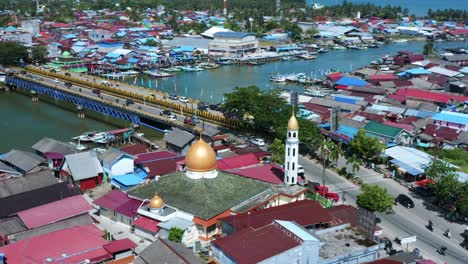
115, 250, 133, 260
260, 242, 321, 264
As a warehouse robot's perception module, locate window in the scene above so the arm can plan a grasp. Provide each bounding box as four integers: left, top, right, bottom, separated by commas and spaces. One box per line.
287, 162, 289, 170
288, 132, 291, 137
207, 224, 217, 234
292, 163, 295, 170
293, 132, 297, 138
287, 148, 290, 156
293, 148, 295, 156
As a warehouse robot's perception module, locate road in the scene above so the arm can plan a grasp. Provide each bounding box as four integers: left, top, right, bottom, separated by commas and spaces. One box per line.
14, 69, 222, 136
299, 155, 468, 264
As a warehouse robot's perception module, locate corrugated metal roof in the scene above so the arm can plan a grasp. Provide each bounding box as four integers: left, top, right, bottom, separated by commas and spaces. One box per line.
0, 150, 46, 173
32, 137, 76, 155
275, 220, 319, 241
384, 146, 433, 176
432, 111, 468, 125
0, 170, 57, 198
17, 195, 92, 229
103, 238, 137, 254
64, 150, 102, 181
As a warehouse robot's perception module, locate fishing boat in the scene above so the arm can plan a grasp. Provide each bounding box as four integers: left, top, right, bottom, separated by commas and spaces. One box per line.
392, 39, 408, 43
318, 48, 329, 53
180, 65, 204, 72
356, 45, 368, 50
91, 132, 108, 142
298, 53, 316, 60
199, 62, 220, 70
101, 70, 139, 78
270, 74, 288, 83
161, 66, 182, 72
94, 134, 116, 144
282, 56, 299, 61
73, 131, 98, 142
369, 43, 381, 48
143, 70, 173, 78
216, 57, 235, 65
332, 45, 347, 50
248, 60, 265, 65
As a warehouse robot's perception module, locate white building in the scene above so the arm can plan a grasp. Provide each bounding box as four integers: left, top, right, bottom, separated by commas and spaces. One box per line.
21, 19, 40, 36
208, 32, 258, 57
284, 111, 299, 185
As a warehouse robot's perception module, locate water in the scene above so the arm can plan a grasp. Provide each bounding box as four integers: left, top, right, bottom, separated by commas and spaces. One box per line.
307, 0, 468, 16
127, 41, 463, 103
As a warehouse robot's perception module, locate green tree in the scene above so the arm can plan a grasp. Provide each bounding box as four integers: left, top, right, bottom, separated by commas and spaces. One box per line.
31, 45, 48, 63
422, 40, 435, 58
318, 141, 343, 189
356, 184, 394, 213
298, 119, 324, 155
424, 158, 456, 182
168, 227, 184, 243
347, 154, 363, 175
349, 129, 384, 163
224, 18, 242, 32
0, 41, 29, 66
268, 138, 285, 164
145, 39, 159, 47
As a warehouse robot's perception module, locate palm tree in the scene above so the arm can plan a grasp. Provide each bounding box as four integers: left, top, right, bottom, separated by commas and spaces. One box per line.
347, 154, 363, 176
319, 141, 343, 192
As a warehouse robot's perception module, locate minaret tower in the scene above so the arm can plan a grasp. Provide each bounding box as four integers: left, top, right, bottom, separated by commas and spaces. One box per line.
284, 107, 299, 185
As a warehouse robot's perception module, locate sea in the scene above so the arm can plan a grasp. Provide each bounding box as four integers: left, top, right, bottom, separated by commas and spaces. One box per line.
307, 0, 468, 16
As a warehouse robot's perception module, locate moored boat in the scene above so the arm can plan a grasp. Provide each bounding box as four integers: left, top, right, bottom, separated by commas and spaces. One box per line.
298, 53, 317, 60
162, 66, 182, 72
143, 70, 173, 78
199, 62, 220, 70
248, 60, 265, 65
73, 131, 98, 142
180, 65, 204, 72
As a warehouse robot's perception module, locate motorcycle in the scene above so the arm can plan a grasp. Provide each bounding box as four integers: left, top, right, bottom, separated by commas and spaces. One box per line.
437, 246, 447, 255
444, 229, 451, 238
426, 220, 433, 232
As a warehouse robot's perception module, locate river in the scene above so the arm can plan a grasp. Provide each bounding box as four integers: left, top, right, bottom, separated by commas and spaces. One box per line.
307, 0, 468, 16
126, 41, 464, 104
0, 40, 463, 152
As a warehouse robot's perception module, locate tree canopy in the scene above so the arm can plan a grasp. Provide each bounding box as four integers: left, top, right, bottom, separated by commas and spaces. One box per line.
356, 184, 394, 213
349, 129, 384, 163
31, 45, 48, 64
0, 42, 29, 66
268, 138, 285, 164
168, 227, 184, 243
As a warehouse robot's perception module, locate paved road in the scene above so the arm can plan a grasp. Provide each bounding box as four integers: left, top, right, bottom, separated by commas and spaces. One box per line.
16, 70, 222, 136
299, 155, 468, 264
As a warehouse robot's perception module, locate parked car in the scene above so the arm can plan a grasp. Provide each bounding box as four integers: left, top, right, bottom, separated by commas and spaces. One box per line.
314, 185, 329, 195
125, 99, 134, 105
179, 96, 189, 103
184, 118, 194, 125
52, 79, 60, 83
92, 89, 101, 95
168, 94, 178, 100
250, 138, 265, 146
325, 192, 340, 202
197, 102, 209, 111
395, 194, 414, 208
161, 110, 172, 116
167, 114, 177, 121
209, 104, 221, 111
192, 115, 200, 123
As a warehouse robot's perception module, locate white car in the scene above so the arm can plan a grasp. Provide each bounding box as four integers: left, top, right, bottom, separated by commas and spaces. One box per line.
250, 138, 265, 146
179, 96, 189, 103
297, 165, 304, 176
167, 114, 177, 121
52, 79, 60, 83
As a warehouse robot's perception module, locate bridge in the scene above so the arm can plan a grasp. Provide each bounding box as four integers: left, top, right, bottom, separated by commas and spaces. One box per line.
5, 67, 240, 134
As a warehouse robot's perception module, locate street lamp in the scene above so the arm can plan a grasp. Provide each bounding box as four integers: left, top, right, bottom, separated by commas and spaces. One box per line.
248, 17, 254, 33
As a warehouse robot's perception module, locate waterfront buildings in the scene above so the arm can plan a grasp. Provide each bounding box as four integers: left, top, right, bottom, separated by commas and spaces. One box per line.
208, 32, 258, 57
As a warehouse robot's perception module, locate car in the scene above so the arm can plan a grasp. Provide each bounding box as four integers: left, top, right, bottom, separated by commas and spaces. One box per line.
184, 118, 194, 125
297, 165, 304, 176
167, 114, 177, 121
168, 94, 178, 100
314, 185, 329, 195
178, 96, 189, 103
92, 89, 101, 95
191, 115, 200, 123
325, 192, 340, 202
52, 79, 60, 83
125, 99, 134, 105
395, 194, 414, 208
161, 110, 172, 116
250, 138, 265, 146
197, 102, 209, 111
209, 104, 220, 111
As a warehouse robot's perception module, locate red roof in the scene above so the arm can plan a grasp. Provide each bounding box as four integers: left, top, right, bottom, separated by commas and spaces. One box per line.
120, 144, 148, 155
103, 238, 137, 254
222, 200, 331, 231
108, 128, 131, 135
93, 190, 141, 217
17, 195, 92, 229
398, 115, 419, 125
217, 153, 259, 171
140, 156, 184, 177
403, 88, 468, 103
448, 29, 468, 35
423, 124, 459, 141
135, 151, 178, 164
0, 224, 110, 264
326, 72, 344, 81
51, 22, 72, 28
133, 216, 160, 233
212, 224, 300, 264
226, 163, 284, 184
368, 74, 398, 82
367, 259, 403, 264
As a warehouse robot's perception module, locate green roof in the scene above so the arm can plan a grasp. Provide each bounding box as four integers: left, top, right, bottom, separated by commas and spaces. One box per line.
364, 121, 403, 139
127, 171, 270, 220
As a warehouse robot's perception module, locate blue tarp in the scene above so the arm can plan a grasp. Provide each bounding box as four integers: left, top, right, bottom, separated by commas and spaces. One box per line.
403, 67, 431, 75
335, 125, 359, 139
128, 58, 140, 63
335, 76, 368, 87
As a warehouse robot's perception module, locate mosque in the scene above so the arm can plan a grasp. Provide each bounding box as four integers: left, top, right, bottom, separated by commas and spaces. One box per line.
128, 111, 306, 245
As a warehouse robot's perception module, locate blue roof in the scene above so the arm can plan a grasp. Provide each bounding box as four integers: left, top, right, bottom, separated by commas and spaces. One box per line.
63, 34, 77, 39
213, 31, 255, 38
335, 76, 368, 87
404, 109, 434, 118
432, 111, 468, 125
111, 169, 147, 187
105, 52, 121, 58
404, 67, 431, 75
390, 159, 423, 176
4, 26, 17, 31
128, 58, 140, 63
335, 125, 359, 139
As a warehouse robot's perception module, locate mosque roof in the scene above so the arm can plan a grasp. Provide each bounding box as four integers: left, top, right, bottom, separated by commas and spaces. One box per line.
127, 171, 270, 220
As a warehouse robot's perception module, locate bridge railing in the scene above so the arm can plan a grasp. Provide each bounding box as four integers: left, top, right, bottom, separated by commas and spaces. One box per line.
23, 66, 241, 128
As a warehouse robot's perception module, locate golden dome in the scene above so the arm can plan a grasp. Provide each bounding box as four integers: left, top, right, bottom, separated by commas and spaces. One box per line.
149, 194, 164, 208
185, 139, 217, 172
287, 114, 299, 130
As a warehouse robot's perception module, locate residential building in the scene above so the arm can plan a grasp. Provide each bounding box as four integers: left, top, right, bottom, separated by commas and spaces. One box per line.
99, 148, 135, 179
208, 32, 258, 57
363, 121, 412, 145
93, 190, 141, 226
164, 128, 196, 154
61, 150, 103, 190
88, 29, 113, 42
0, 149, 47, 174
134, 238, 203, 264
431, 111, 468, 132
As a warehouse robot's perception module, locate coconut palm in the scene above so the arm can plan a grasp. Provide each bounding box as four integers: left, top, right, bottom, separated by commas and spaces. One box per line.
347, 154, 363, 176
318, 141, 343, 191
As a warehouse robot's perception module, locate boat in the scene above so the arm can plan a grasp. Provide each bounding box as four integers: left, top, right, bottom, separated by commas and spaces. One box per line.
216, 58, 235, 65
332, 45, 346, 50
270, 74, 287, 83
101, 70, 139, 78
73, 131, 98, 142
68, 141, 87, 151
94, 134, 116, 144
392, 39, 408, 43
91, 132, 108, 142
298, 53, 316, 60
199, 62, 220, 70
180, 65, 204, 72
369, 43, 381, 48
318, 48, 329, 53
248, 60, 265, 65
356, 45, 368, 50
161, 67, 182, 72
143, 70, 173, 78
282, 56, 299, 61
